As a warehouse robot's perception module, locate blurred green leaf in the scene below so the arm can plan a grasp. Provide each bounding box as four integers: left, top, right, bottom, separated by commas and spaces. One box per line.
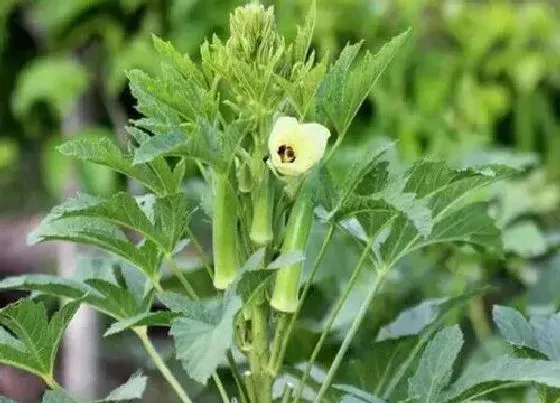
443, 357, 560, 402
104, 311, 177, 336
493, 305, 538, 351
12, 58, 89, 119
408, 325, 463, 403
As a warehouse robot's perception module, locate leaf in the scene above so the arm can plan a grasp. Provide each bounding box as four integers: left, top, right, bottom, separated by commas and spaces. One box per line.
12, 57, 89, 119
58, 136, 168, 195
530, 313, 560, 361
99, 371, 147, 401
338, 337, 418, 400
408, 325, 464, 403
376, 299, 445, 342
443, 356, 560, 402
492, 305, 538, 350
241, 248, 266, 271
42, 372, 148, 402
0, 275, 89, 300
42, 391, 78, 403
293, 0, 316, 63
104, 311, 177, 336
267, 251, 305, 270
168, 292, 242, 383
502, 221, 548, 258
381, 288, 491, 400
315, 30, 410, 135
0, 299, 79, 379
27, 217, 162, 278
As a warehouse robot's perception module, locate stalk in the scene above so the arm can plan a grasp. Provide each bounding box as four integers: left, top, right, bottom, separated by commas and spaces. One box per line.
314, 267, 388, 402
248, 303, 272, 403
515, 90, 534, 152
292, 237, 373, 403
250, 169, 274, 245
135, 327, 193, 403
212, 173, 239, 289
270, 194, 313, 313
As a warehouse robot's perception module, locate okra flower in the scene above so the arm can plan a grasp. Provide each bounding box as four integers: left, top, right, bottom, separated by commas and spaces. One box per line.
268, 117, 330, 176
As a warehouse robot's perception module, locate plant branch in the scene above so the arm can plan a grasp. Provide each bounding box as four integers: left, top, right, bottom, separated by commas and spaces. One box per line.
186, 226, 214, 278
43, 376, 63, 390
167, 257, 198, 300
314, 266, 388, 402
292, 235, 373, 403
228, 350, 249, 403
135, 327, 193, 403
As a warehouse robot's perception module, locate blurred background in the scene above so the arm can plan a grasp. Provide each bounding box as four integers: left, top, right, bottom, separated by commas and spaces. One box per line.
0, 0, 559, 402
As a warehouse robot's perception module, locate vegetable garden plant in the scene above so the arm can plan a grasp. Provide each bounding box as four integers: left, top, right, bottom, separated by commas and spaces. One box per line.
2, 2, 560, 403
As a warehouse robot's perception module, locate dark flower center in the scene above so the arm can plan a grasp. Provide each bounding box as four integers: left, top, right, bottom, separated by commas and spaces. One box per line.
277, 145, 296, 163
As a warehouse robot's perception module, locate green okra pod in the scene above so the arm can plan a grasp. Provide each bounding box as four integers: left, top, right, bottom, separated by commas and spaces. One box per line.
212, 173, 239, 289
270, 193, 313, 313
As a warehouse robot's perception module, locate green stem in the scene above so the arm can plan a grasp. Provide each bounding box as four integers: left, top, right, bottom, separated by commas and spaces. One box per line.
186, 226, 214, 278
314, 267, 387, 402
248, 303, 272, 403
43, 376, 62, 390
292, 237, 373, 403
228, 350, 249, 403
167, 257, 198, 300
135, 327, 193, 403
269, 224, 335, 376
515, 90, 534, 152
212, 173, 239, 289
212, 373, 231, 403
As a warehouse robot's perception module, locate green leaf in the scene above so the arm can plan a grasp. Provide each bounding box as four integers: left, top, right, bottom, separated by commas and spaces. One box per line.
443, 357, 560, 402
293, 0, 316, 63
42, 372, 147, 402
408, 325, 464, 403
104, 311, 177, 336
42, 391, 77, 403
530, 313, 560, 361
58, 137, 168, 195
99, 371, 147, 401
0, 275, 89, 300
381, 288, 491, 400
0, 299, 79, 380
267, 251, 305, 270
315, 30, 410, 135
492, 305, 539, 351
167, 292, 242, 384
28, 217, 162, 279
12, 57, 89, 119
338, 337, 418, 400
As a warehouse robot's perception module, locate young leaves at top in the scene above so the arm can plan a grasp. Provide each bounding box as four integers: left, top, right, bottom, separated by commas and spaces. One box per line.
0, 299, 80, 382
314, 30, 411, 137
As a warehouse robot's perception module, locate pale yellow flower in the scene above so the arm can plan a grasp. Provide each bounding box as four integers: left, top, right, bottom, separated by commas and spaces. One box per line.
267, 116, 330, 176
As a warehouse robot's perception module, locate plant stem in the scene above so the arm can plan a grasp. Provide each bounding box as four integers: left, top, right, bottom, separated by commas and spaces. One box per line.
43, 376, 62, 390
212, 373, 231, 403
292, 236, 373, 403
186, 226, 214, 278
167, 257, 198, 300
314, 267, 387, 402
269, 224, 335, 376
248, 303, 272, 403
135, 327, 193, 403
228, 350, 249, 403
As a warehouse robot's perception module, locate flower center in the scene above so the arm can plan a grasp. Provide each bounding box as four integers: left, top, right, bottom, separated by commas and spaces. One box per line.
277, 145, 296, 163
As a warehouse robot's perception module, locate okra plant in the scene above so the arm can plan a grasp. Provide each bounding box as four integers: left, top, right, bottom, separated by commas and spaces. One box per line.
3, 2, 560, 403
